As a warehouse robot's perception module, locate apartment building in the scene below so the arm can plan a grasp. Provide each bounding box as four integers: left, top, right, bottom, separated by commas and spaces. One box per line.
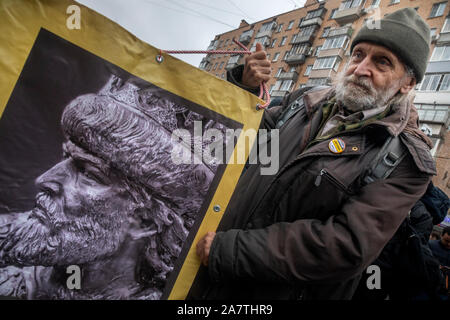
200, 0, 450, 194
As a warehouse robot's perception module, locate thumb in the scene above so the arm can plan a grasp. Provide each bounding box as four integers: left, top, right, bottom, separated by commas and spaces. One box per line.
255, 42, 263, 52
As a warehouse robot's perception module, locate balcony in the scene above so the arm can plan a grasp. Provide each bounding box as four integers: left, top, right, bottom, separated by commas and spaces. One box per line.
318, 47, 346, 58
250, 37, 270, 51
270, 89, 290, 98
207, 41, 218, 51
308, 68, 336, 79
436, 32, 450, 45
327, 25, 353, 38
291, 33, 315, 45
277, 71, 299, 82
255, 21, 277, 39
199, 57, 212, 70
285, 53, 306, 65
299, 17, 323, 28
226, 55, 242, 70
239, 30, 254, 45
333, 6, 365, 25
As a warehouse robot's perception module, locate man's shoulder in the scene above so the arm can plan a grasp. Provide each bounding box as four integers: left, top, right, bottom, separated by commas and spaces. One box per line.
399, 132, 436, 176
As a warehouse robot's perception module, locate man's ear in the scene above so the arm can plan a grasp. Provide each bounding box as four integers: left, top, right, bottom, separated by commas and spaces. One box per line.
399, 76, 416, 94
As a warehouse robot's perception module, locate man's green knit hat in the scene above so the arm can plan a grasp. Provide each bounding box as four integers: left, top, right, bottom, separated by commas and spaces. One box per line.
350, 8, 431, 82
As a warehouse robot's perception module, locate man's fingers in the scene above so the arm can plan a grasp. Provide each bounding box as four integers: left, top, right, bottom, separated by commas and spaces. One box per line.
196, 232, 216, 266
260, 67, 272, 75
250, 50, 267, 61
255, 42, 263, 52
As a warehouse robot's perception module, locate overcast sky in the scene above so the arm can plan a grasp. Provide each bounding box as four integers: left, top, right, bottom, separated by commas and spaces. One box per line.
77, 0, 307, 67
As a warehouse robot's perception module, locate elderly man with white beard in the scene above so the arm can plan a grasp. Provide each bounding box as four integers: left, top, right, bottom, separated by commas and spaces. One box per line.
193, 8, 437, 300
0, 76, 219, 299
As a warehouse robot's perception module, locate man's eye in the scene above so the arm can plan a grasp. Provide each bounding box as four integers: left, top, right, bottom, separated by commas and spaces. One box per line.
378, 58, 391, 67
352, 51, 362, 60
84, 170, 104, 183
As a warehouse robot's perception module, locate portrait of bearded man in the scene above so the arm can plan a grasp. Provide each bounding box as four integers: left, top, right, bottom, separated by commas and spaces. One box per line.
0, 75, 229, 299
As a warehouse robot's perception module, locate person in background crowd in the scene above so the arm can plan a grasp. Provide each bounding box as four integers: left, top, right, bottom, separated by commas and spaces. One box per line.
429, 226, 450, 268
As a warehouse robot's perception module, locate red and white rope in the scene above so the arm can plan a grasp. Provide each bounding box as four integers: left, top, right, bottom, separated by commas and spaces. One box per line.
159, 39, 270, 109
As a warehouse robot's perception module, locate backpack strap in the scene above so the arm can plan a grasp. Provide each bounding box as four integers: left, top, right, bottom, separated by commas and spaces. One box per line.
274, 86, 329, 129
362, 135, 408, 186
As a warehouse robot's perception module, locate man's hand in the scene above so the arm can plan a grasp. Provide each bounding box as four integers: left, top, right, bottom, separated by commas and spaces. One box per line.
196, 231, 216, 266
241, 43, 272, 88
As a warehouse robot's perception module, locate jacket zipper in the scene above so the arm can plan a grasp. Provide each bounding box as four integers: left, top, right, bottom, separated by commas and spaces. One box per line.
315, 168, 351, 194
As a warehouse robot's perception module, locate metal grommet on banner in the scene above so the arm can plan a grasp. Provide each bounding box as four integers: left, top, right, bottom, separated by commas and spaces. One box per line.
156, 49, 164, 63
213, 205, 221, 212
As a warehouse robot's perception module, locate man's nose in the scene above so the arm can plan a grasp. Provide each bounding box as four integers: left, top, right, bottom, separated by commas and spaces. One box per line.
35, 160, 71, 196
353, 57, 372, 77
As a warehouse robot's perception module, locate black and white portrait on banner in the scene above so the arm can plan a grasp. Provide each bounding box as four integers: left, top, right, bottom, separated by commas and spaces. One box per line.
0, 28, 240, 299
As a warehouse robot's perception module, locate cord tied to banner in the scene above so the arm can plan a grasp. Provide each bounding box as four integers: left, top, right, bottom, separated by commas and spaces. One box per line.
157, 39, 271, 110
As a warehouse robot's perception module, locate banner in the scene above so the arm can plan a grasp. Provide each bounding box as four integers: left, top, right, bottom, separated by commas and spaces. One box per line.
0, 0, 263, 299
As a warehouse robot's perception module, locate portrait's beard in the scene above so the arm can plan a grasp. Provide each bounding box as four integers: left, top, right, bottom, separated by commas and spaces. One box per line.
0, 192, 125, 268
334, 69, 403, 112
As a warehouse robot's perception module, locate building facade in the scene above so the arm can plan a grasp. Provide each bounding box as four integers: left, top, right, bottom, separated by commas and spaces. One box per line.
200, 0, 450, 196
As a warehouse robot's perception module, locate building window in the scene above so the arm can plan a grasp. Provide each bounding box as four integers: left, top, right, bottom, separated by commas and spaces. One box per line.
213, 63, 218, 70
272, 80, 282, 91
369, 0, 380, 8
307, 78, 329, 86
269, 84, 275, 94
315, 46, 322, 56
416, 105, 449, 123
419, 74, 450, 91
329, 8, 338, 20
276, 67, 283, 77
299, 25, 317, 37
339, 0, 363, 10
287, 20, 295, 30
267, 53, 271, 60
305, 8, 324, 20
322, 27, 330, 38
273, 52, 280, 62
304, 65, 313, 76
277, 23, 284, 33
251, 36, 270, 51
219, 62, 224, 69
283, 51, 290, 60
430, 46, 450, 61
313, 56, 341, 70
389, 0, 400, 5
224, 39, 229, 47
440, 74, 450, 91
280, 36, 288, 46
290, 44, 309, 55
430, 2, 447, 18
280, 80, 294, 91
442, 16, 450, 33
271, 39, 277, 48
322, 35, 349, 50
260, 21, 276, 32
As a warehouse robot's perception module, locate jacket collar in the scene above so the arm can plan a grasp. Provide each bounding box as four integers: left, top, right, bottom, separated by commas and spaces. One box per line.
302, 86, 433, 149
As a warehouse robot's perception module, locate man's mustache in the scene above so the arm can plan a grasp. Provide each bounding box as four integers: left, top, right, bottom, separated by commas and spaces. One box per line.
344, 75, 375, 94
29, 192, 59, 229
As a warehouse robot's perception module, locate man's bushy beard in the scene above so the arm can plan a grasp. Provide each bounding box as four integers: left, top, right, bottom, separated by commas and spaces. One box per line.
0, 192, 125, 268
334, 70, 403, 112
